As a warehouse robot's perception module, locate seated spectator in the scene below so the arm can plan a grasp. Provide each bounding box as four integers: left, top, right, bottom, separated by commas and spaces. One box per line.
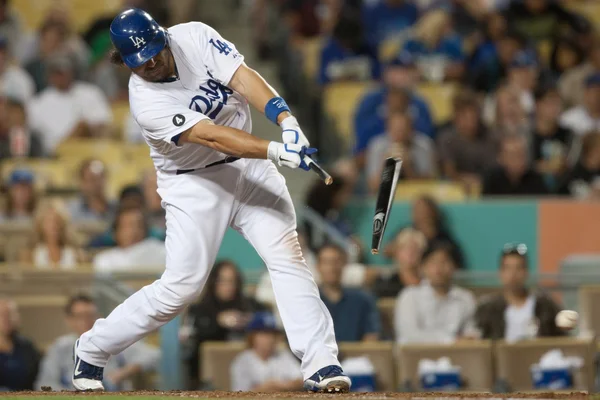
0, 37, 34, 103
549, 35, 585, 80
36, 294, 159, 391
361, 0, 418, 47
559, 132, 600, 198
506, 51, 540, 115
484, 83, 530, 137
504, 0, 588, 44
28, 53, 112, 155
182, 260, 263, 388
68, 159, 116, 222
317, 244, 380, 342
142, 169, 166, 240
24, 21, 69, 92
367, 111, 436, 192
318, 11, 380, 85
437, 89, 496, 193
93, 206, 166, 273
373, 228, 426, 298
560, 73, 600, 136
402, 9, 465, 82
2, 169, 36, 222
483, 134, 549, 196
354, 52, 434, 162
531, 85, 573, 189
19, 200, 85, 269
394, 241, 477, 344
230, 312, 302, 392
475, 244, 565, 341
0, 297, 41, 391
559, 38, 600, 108
0, 96, 44, 158
410, 195, 465, 268
0, 0, 24, 60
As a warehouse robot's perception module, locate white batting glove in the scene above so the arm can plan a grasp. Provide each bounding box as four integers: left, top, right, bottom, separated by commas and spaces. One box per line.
281, 116, 310, 147
267, 142, 316, 170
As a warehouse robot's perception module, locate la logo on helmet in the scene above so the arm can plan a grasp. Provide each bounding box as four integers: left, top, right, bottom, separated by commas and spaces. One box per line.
129, 36, 146, 48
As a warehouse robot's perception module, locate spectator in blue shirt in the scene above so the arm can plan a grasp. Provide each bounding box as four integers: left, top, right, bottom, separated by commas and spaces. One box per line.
354, 52, 434, 161
362, 0, 418, 47
317, 244, 380, 342
401, 9, 465, 82
319, 10, 381, 85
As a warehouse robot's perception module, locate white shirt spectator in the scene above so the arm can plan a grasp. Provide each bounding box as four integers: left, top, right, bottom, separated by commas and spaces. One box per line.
28, 82, 112, 153
230, 349, 302, 391
93, 238, 166, 273
395, 280, 477, 344
504, 294, 537, 343
33, 245, 77, 270
1, 64, 35, 103
560, 106, 600, 136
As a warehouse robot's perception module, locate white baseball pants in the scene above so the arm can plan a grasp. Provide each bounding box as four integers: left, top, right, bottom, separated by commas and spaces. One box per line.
77, 158, 341, 379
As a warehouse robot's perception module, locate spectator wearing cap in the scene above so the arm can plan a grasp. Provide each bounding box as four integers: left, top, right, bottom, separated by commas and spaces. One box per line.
366, 111, 436, 192
394, 241, 477, 344
354, 52, 434, 162
483, 134, 549, 196
28, 53, 112, 155
67, 159, 116, 222
0, 297, 41, 391
559, 38, 600, 108
531, 85, 573, 189
318, 11, 381, 85
559, 132, 600, 198
373, 228, 426, 298
317, 244, 380, 342
504, 0, 589, 44
24, 21, 69, 92
36, 294, 159, 391
93, 206, 166, 273
437, 88, 496, 193
0, 96, 44, 159
361, 0, 418, 48
401, 9, 465, 82
560, 73, 600, 137
1, 169, 36, 222
506, 51, 539, 115
0, 37, 34, 103
230, 312, 302, 392
475, 244, 565, 341
20, 200, 85, 270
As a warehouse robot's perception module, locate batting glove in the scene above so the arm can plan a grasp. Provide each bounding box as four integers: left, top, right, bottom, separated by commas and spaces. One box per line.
281, 116, 310, 147
268, 142, 317, 171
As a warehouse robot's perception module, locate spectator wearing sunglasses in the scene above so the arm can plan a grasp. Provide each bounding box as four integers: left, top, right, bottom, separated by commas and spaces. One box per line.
475, 244, 565, 342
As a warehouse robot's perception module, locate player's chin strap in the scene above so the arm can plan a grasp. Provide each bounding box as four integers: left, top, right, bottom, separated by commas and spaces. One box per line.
265, 97, 290, 125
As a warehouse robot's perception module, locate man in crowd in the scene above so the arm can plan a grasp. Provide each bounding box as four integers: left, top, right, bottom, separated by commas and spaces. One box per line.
318, 244, 380, 342
395, 241, 477, 344
93, 206, 166, 273
36, 294, 159, 391
482, 134, 549, 196
475, 244, 565, 341
68, 159, 116, 221
561, 73, 600, 136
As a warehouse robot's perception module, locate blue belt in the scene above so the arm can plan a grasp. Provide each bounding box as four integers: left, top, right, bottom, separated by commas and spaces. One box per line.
175, 156, 240, 175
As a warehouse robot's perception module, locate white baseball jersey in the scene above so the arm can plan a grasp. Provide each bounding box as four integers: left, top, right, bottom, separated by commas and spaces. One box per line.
129, 22, 252, 172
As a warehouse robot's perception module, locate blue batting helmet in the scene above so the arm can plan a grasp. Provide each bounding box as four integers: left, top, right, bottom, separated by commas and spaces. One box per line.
109, 8, 167, 69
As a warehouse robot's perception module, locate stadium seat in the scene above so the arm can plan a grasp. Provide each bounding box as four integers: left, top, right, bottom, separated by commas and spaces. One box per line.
1, 159, 78, 192
394, 181, 468, 201
397, 341, 494, 391
201, 341, 246, 390
338, 342, 396, 391
55, 139, 125, 166
300, 38, 324, 82
377, 297, 396, 340
494, 337, 596, 392
578, 285, 600, 335
15, 294, 70, 351
323, 81, 375, 146
414, 83, 458, 125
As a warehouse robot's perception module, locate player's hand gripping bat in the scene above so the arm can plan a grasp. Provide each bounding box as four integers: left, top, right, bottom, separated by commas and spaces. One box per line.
371, 157, 403, 255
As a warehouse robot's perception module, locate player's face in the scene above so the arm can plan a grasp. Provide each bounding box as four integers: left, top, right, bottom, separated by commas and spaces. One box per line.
132, 47, 174, 82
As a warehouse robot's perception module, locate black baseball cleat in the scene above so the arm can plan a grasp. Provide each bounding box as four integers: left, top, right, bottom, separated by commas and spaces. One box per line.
304, 365, 351, 393
72, 339, 105, 391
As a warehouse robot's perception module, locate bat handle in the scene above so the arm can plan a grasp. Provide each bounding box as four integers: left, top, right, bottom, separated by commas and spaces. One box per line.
304, 156, 333, 185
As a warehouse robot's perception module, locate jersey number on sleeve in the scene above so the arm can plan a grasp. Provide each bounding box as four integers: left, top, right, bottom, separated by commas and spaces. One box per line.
189, 79, 233, 119
209, 39, 233, 56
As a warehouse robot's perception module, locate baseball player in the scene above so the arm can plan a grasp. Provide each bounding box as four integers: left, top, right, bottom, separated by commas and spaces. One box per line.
72, 8, 350, 393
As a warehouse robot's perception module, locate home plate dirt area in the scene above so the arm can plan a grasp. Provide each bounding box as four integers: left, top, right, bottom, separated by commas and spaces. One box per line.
0, 391, 595, 400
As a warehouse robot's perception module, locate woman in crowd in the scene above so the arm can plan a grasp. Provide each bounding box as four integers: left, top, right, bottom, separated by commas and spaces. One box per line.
3, 169, 37, 222
181, 260, 264, 388
19, 200, 85, 269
